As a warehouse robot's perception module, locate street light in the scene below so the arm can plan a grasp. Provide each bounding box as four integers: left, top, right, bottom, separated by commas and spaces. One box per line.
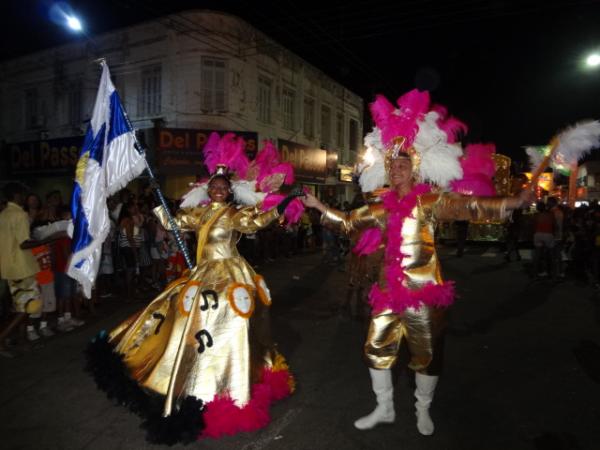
586, 53, 600, 68
66, 15, 83, 32
49, 2, 84, 33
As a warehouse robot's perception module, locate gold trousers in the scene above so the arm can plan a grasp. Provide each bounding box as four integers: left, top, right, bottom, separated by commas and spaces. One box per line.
364, 305, 446, 374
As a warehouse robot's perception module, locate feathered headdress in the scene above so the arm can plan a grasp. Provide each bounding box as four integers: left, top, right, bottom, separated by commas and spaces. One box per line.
526, 120, 600, 179
203, 132, 249, 178
359, 89, 467, 191
180, 135, 304, 223
450, 143, 497, 196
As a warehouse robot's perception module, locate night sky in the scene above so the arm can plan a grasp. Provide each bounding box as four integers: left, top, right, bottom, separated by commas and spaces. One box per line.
3, 0, 600, 165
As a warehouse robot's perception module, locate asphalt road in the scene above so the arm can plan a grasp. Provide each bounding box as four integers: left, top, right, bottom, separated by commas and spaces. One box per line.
1, 245, 599, 450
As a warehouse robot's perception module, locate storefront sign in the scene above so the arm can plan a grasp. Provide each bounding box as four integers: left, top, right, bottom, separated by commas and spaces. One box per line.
278, 139, 327, 183
156, 128, 258, 175
6, 136, 83, 176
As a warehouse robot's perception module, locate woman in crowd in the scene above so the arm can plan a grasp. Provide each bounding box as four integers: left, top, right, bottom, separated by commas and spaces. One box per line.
117, 202, 140, 300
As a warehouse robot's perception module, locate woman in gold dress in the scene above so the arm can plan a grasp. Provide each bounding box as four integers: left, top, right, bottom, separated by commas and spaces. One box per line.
87, 174, 299, 444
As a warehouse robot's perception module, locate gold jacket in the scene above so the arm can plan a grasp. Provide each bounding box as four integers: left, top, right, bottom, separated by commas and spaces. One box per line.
322, 192, 510, 290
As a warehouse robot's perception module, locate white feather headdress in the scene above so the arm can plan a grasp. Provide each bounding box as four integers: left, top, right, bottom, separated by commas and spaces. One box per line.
358, 128, 387, 192
359, 90, 466, 193
414, 111, 463, 188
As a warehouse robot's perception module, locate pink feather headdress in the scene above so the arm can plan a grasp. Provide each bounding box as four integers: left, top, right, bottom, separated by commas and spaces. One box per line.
203, 132, 249, 178
430, 104, 468, 144
365, 89, 464, 188
450, 143, 497, 196
254, 140, 295, 190
370, 90, 430, 150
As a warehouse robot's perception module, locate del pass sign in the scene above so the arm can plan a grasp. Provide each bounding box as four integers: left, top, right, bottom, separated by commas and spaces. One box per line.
156, 128, 258, 175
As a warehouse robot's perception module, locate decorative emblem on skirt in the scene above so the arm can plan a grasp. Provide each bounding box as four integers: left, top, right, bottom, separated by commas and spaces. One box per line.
226, 283, 255, 318
254, 275, 272, 306
178, 281, 201, 316
178, 282, 220, 315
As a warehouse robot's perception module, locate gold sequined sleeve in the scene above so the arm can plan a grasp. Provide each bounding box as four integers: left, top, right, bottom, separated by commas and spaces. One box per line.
152, 206, 198, 232
231, 206, 280, 234
321, 205, 382, 236
427, 193, 512, 222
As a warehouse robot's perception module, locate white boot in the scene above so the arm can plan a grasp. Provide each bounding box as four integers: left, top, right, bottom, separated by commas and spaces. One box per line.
414, 373, 438, 436
354, 368, 395, 430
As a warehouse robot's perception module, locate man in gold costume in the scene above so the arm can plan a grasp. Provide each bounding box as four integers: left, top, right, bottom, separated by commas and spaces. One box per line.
302, 90, 531, 436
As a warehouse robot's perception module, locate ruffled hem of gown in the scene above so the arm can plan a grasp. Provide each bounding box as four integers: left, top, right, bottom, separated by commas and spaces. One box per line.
85, 331, 294, 444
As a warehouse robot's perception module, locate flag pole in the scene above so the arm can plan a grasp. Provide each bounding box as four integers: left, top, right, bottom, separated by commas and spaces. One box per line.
122, 113, 194, 271
97, 59, 194, 271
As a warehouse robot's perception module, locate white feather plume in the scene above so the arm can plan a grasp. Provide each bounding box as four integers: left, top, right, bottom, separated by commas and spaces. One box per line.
363, 127, 383, 150
553, 120, 600, 167
180, 183, 208, 208
414, 111, 463, 188
359, 128, 388, 192
232, 180, 266, 206
525, 146, 546, 173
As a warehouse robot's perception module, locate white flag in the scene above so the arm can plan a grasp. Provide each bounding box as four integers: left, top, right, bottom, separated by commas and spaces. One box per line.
67, 62, 146, 297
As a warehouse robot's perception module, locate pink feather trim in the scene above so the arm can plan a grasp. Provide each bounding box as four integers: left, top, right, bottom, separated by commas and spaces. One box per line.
273, 162, 295, 185
461, 143, 496, 177
450, 174, 496, 196
352, 227, 383, 255
369, 281, 456, 314
202, 132, 221, 175
366, 184, 456, 315
431, 104, 468, 143
201, 367, 293, 439
256, 141, 280, 183
255, 141, 296, 188
260, 193, 284, 212
283, 198, 304, 224
450, 143, 497, 195
260, 192, 306, 224
440, 116, 469, 144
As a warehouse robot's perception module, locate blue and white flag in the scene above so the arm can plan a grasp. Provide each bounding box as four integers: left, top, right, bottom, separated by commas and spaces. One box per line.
68, 62, 146, 297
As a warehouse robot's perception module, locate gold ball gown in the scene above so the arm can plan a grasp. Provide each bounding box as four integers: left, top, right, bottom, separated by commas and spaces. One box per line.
86, 201, 294, 444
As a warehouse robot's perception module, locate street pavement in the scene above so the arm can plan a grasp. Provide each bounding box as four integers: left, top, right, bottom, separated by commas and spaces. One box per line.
1, 245, 599, 450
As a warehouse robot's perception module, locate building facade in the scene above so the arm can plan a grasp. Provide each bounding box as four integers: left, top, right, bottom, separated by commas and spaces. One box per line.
0, 10, 363, 202
575, 160, 600, 202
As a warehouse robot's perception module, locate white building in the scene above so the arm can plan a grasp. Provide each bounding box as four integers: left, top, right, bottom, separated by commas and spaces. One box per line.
576, 160, 600, 201
0, 9, 363, 201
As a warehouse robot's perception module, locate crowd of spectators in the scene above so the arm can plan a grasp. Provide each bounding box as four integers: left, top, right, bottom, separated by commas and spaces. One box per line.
7, 179, 600, 358
0, 182, 347, 357
504, 195, 600, 285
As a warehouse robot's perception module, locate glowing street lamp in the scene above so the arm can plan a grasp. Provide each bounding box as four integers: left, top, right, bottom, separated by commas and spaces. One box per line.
49, 3, 84, 33
586, 53, 600, 67
66, 15, 83, 32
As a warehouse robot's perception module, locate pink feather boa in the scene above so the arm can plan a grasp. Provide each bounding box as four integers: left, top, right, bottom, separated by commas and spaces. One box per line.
368, 185, 455, 315
201, 367, 293, 438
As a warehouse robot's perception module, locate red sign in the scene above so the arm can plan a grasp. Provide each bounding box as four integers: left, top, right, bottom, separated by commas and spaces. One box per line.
278, 139, 327, 183
7, 136, 82, 176
156, 128, 258, 175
